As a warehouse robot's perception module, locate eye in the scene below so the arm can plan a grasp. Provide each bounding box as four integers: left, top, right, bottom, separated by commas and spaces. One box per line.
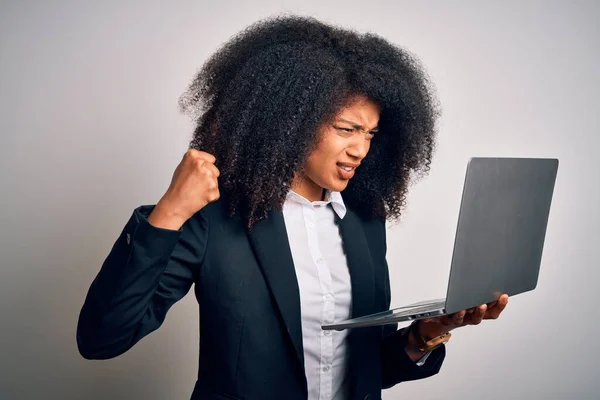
366, 131, 378, 139
334, 126, 379, 139
334, 126, 355, 137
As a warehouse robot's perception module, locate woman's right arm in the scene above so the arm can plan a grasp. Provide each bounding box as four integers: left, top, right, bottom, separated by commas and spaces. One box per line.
76, 203, 208, 359
77, 149, 221, 360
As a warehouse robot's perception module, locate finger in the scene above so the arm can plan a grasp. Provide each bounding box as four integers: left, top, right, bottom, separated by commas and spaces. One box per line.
487, 293, 509, 308
452, 310, 466, 326
470, 304, 487, 325
188, 149, 216, 164
206, 187, 220, 203
433, 315, 454, 327
203, 161, 221, 178
198, 152, 216, 164
485, 295, 508, 320
490, 294, 509, 310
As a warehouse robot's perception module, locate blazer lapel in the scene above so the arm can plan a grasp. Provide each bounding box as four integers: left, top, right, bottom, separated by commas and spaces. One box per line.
334, 206, 378, 397
334, 207, 376, 318
246, 211, 305, 372
246, 204, 375, 391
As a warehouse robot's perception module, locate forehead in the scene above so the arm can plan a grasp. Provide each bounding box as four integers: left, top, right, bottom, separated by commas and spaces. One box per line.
336, 96, 381, 125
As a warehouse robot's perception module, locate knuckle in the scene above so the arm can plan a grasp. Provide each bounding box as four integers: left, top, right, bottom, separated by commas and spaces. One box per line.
186, 149, 199, 158
208, 190, 220, 202
201, 167, 213, 176
198, 151, 216, 163
193, 158, 205, 168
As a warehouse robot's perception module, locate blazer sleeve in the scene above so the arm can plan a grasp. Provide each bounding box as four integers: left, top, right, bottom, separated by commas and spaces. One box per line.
379, 224, 446, 388
76, 204, 208, 360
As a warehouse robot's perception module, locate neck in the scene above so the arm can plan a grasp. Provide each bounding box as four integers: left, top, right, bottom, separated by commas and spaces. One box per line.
290, 174, 325, 202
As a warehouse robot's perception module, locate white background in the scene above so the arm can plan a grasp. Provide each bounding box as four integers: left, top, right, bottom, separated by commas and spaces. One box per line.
1, 1, 598, 399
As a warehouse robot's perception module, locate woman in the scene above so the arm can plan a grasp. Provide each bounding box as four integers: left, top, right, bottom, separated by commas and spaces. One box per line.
77, 15, 508, 400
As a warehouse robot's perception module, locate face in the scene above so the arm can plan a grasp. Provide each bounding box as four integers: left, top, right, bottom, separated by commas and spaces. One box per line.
291, 96, 381, 202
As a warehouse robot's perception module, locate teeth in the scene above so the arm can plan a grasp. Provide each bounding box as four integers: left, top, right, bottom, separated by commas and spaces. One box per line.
341, 166, 353, 171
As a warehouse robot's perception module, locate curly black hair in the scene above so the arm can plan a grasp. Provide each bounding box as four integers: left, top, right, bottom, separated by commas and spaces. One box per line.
179, 15, 440, 228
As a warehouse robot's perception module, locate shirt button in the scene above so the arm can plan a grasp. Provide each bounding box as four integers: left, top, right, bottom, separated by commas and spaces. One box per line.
324, 330, 332, 336
316, 258, 324, 263
308, 222, 315, 229
324, 294, 333, 300
322, 366, 330, 373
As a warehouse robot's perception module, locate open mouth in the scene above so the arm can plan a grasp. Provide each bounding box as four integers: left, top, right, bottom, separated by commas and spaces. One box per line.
336, 163, 358, 180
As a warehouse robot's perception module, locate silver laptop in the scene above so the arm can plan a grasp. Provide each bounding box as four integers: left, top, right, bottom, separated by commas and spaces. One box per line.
322, 157, 559, 331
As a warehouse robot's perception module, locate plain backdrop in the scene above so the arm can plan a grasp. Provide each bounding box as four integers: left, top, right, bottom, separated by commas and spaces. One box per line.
1, 1, 599, 399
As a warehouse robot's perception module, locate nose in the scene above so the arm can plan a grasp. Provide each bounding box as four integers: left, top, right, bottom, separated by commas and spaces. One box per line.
346, 133, 371, 160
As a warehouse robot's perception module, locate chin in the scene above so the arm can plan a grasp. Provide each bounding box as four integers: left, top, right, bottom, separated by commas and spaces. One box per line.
327, 180, 349, 193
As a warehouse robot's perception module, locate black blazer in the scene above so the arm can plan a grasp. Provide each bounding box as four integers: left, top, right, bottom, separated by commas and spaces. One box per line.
77, 198, 445, 400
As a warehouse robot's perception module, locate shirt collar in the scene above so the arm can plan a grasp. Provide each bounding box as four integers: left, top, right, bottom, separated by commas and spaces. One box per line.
285, 189, 347, 219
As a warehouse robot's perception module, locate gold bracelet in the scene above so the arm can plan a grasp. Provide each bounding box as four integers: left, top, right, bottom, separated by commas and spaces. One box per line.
410, 320, 451, 352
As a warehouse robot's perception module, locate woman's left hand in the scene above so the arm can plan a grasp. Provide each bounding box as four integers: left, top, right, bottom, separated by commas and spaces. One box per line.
418, 294, 510, 339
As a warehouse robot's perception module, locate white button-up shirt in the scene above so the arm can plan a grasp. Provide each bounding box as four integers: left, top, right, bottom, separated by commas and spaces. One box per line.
282, 190, 351, 400
282, 189, 430, 399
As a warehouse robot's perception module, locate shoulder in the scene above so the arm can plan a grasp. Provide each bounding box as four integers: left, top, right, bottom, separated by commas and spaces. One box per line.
346, 203, 386, 232
343, 204, 387, 255
190, 198, 246, 238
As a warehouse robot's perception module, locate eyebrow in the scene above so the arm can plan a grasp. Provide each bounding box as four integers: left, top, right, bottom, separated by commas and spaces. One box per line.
336, 118, 379, 131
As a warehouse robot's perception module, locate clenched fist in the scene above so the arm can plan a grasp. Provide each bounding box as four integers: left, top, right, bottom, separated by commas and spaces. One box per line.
148, 149, 220, 230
